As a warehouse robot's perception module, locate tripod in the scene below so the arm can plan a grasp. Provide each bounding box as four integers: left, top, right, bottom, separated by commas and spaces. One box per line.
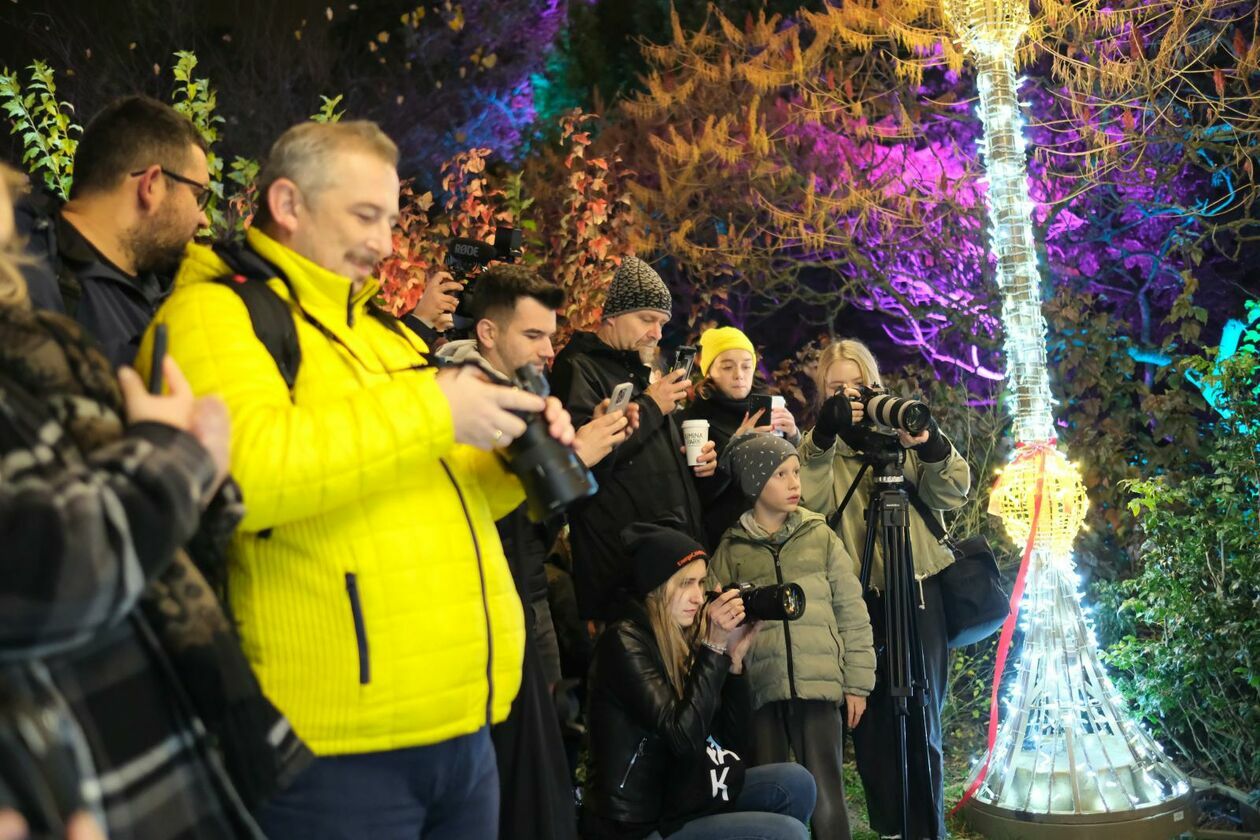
841, 437, 937, 839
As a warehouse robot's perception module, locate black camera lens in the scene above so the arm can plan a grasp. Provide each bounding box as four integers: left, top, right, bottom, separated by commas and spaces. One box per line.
725, 581, 806, 624
504, 365, 598, 521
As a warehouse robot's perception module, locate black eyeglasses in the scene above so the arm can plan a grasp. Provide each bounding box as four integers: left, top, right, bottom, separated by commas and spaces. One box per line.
131, 167, 212, 210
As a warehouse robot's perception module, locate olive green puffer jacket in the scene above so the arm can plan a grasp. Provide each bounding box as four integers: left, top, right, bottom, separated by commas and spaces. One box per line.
709, 509, 875, 711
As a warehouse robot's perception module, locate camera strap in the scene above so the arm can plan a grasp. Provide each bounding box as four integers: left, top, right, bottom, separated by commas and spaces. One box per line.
827, 462, 870, 533
902, 478, 950, 544
825, 463, 950, 546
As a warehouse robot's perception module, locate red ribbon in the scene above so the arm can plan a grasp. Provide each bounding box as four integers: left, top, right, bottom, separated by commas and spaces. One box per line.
952, 444, 1049, 814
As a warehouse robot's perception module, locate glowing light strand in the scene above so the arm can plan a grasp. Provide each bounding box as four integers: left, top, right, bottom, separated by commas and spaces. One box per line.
941, 0, 1193, 834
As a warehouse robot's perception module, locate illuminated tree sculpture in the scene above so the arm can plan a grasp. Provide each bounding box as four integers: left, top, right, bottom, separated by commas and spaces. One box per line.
941, 0, 1195, 837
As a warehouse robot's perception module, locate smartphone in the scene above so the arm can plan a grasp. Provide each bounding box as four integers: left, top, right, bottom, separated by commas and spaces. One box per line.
148, 323, 168, 395
673, 345, 698, 379
747, 394, 773, 421
609, 381, 634, 414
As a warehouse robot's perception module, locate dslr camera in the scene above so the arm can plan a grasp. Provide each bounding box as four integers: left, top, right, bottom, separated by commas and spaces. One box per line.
708, 581, 806, 624
446, 226, 523, 280
445, 226, 524, 332
504, 364, 599, 522
821, 384, 934, 460
848, 386, 932, 436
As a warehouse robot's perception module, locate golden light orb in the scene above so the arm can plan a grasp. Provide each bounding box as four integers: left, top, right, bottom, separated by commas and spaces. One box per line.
987, 443, 1089, 556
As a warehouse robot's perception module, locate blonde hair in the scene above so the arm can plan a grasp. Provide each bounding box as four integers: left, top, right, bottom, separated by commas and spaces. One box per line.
814, 338, 882, 407
644, 563, 708, 698
0, 163, 29, 308
256, 120, 399, 225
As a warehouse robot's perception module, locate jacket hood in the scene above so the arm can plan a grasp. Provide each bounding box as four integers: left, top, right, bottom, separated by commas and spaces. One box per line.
729, 508, 827, 546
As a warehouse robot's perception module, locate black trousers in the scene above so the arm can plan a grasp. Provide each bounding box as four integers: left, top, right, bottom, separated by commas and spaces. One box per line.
749, 698, 851, 840
491, 636, 578, 840
852, 574, 949, 839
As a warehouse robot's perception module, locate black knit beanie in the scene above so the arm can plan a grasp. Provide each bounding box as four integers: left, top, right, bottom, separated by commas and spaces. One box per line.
621, 522, 708, 597
603, 256, 672, 318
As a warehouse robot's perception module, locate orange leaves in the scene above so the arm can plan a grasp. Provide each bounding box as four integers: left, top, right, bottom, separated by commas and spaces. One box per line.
374, 111, 642, 344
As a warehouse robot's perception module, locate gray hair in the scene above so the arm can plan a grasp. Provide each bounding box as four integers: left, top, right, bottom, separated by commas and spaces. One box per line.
255, 120, 399, 224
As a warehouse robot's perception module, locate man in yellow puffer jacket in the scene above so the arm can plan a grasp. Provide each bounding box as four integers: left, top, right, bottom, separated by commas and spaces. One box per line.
136, 121, 576, 840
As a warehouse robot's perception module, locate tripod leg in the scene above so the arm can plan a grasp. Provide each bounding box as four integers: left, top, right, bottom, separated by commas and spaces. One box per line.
879, 493, 912, 840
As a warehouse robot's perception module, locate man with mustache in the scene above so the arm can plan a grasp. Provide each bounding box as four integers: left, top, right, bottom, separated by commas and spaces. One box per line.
138, 120, 576, 839
18, 96, 211, 367
549, 256, 717, 621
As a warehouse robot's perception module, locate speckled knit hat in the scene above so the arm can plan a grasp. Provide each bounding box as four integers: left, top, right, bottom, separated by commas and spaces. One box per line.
722, 431, 800, 498
603, 256, 672, 318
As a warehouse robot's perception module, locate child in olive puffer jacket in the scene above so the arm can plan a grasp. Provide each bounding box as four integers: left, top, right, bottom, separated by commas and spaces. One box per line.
709, 431, 875, 840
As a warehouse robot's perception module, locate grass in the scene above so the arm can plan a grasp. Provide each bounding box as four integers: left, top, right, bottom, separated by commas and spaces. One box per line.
839, 736, 988, 840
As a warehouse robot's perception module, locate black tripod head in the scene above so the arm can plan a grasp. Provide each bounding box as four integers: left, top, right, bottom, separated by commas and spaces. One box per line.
848, 427, 906, 480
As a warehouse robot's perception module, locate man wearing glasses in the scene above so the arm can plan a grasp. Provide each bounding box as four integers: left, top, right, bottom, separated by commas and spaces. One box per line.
18, 95, 210, 366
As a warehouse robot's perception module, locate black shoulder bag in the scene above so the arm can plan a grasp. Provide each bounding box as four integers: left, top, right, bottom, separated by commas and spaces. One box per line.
902, 484, 1010, 649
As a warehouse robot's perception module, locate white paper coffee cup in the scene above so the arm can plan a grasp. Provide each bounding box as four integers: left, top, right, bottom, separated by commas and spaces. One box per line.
771, 396, 787, 437
681, 419, 710, 466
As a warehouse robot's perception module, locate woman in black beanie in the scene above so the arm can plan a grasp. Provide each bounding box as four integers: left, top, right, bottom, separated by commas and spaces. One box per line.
580, 522, 816, 840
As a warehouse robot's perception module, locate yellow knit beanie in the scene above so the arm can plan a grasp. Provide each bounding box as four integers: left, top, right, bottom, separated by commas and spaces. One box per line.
698, 326, 757, 377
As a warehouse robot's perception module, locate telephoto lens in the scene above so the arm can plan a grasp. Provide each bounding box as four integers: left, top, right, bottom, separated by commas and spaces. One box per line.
858, 387, 932, 435
504, 365, 599, 521
719, 582, 806, 624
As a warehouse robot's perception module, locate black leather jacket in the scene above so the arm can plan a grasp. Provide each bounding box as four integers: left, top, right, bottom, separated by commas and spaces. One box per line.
580, 600, 749, 838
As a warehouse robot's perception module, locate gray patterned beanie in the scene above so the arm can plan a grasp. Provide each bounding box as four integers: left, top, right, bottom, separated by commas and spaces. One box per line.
722, 431, 801, 499
603, 256, 672, 318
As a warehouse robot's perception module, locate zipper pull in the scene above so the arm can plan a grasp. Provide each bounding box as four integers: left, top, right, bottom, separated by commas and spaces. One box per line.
619, 737, 648, 789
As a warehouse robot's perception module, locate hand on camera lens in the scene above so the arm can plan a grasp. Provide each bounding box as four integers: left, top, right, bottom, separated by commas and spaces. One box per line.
435, 365, 542, 450
704, 589, 745, 647
726, 620, 761, 674
902, 417, 949, 462
815, 392, 854, 438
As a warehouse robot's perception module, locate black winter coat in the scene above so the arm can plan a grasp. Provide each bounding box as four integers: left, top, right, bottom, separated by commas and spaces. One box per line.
581, 600, 750, 839
550, 332, 706, 619
683, 389, 752, 548
16, 191, 169, 369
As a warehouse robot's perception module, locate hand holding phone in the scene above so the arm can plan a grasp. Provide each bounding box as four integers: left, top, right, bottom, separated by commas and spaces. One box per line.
609, 381, 634, 414
746, 394, 773, 420
673, 345, 698, 379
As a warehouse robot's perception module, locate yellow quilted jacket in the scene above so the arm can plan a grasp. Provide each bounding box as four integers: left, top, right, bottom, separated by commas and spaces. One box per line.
136, 228, 525, 756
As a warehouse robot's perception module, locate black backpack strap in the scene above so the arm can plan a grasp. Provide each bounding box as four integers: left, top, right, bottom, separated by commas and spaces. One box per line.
20, 191, 83, 318
210, 243, 301, 394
